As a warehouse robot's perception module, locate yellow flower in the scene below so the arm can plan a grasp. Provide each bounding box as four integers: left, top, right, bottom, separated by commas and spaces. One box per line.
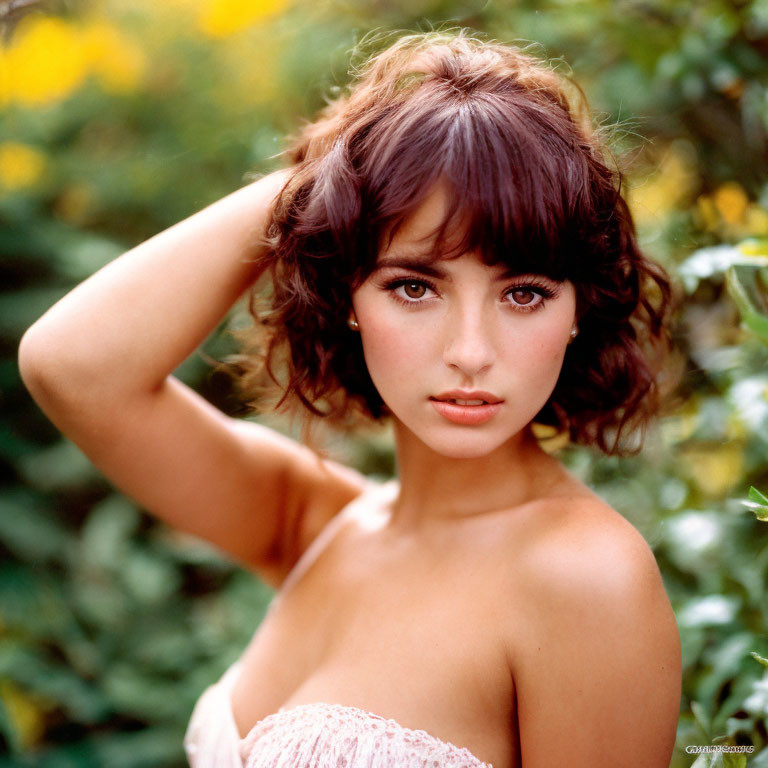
678, 441, 744, 498
198, 0, 289, 38
531, 422, 570, 454
745, 205, 768, 237
695, 195, 720, 232
726, 412, 748, 441
696, 188, 768, 239
4, 16, 88, 107
80, 19, 146, 92
0, 49, 10, 107
214, 25, 283, 107
714, 181, 749, 225
738, 239, 768, 256
714, 182, 749, 226
0, 680, 49, 749
0, 142, 46, 189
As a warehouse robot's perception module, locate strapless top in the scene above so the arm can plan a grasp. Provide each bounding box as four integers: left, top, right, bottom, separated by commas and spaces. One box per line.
183, 480, 493, 767
183, 659, 493, 767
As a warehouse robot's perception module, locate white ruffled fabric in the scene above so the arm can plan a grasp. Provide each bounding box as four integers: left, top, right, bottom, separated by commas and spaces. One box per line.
183, 659, 493, 768
184, 660, 245, 768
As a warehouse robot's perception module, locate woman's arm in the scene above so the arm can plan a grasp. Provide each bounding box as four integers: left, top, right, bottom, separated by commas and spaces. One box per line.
18, 169, 370, 584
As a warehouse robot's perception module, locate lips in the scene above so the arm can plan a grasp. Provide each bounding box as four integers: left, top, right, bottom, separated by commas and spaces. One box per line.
429, 390, 504, 426
430, 390, 503, 405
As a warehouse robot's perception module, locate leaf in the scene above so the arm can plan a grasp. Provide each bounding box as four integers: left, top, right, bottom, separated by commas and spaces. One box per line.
726, 266, 768, 345
691, 752, 718, 767
120, 548, 181, 606
16, 439, 101, 493
0, 679, 47, 751
80, 495, 140, 571
748, 486, 768, 505
0, 562, 80, 643
690, 750, 749, 768
0, 491, 72, 563
742, 487, 768, 521
751, 651, 768, 668
101, 663, 189, 720
0, 286, 70, 339
0, 639, 110, 723
88, 725, 185, 768
0, 686, 23, 757
742, 311, 768, 344
692, 699, 712, 738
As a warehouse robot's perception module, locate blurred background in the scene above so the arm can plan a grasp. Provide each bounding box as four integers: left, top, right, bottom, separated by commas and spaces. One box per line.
1, 0, 768, 765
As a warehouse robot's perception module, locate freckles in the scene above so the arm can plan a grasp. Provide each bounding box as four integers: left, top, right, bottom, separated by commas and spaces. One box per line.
497, 326, 570, 388
538, 329, 570, 361
360, 313, 424, 369
502, 325, 567, 358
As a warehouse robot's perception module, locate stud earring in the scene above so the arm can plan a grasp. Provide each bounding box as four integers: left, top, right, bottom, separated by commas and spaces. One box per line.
570, 326, 578, 338
347, 315, 359, 331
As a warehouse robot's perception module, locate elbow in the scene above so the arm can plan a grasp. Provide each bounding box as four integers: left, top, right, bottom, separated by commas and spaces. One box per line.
18, 322, 78, 406
18, 323, 49, 395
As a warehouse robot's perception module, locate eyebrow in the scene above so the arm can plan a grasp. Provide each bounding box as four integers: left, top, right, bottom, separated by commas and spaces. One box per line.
373, 256, 448, 279
373, 255, 540, 282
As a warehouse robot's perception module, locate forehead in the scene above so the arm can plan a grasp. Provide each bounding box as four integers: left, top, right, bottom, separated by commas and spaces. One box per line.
378, 178, 467, 258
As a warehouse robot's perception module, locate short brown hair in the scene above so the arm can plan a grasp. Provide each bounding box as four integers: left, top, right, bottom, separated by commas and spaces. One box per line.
226, 28, 683, 456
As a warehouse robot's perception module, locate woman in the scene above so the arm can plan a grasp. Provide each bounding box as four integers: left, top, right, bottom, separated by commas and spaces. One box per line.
19, 29, 682, 768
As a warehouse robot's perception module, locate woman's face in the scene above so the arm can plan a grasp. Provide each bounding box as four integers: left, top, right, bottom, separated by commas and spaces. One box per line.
351, 180, 577, 460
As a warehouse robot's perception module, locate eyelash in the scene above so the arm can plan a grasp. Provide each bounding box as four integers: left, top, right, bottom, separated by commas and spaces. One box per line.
382, 277, 560, 312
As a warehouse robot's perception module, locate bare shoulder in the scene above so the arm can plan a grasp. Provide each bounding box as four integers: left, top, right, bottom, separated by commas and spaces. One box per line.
516, 493, 668, 599
504, 495, 682, 768
511, 494, 678, 650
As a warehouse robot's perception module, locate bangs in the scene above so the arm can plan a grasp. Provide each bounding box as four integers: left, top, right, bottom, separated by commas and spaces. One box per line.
357, 81, 612, 283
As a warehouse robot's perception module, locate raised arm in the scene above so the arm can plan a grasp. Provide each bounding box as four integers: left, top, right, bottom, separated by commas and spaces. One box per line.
18, 168, 370, 586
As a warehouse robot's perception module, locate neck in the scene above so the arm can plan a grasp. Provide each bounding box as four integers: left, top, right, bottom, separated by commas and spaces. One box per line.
389, 420, 565, 530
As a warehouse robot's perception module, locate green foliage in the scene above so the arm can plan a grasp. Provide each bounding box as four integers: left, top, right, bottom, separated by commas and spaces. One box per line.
2, 0, 768, 765
744, 487, 768, 522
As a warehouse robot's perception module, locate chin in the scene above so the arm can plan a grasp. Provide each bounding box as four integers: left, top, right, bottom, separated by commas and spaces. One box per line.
413, 427, 518, 460
434, 444, 501, 460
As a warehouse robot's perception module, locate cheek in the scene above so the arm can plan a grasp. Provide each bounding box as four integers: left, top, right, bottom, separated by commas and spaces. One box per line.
498, 317, 572, 384
357, 308, 430, 385
535, 325, 570, 363
517, 290, 576, 372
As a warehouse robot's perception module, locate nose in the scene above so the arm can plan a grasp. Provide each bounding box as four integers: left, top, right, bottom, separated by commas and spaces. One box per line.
442, 303, 496, 378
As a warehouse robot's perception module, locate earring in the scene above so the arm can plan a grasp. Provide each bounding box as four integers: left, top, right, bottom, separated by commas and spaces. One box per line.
347, 315, 359, 331
570, 326, 578, 338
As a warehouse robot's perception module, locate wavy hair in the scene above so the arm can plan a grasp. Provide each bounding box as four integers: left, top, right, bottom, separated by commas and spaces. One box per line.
226, 28, 683, 456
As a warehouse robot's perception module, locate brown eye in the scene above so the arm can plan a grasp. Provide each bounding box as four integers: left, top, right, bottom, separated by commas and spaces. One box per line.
510, 289, 537, 305
403, 282, 427, 299
384, 277, 437, 304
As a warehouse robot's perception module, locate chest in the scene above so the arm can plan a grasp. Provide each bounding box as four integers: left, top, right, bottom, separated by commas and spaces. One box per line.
231, 516, 521, 768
